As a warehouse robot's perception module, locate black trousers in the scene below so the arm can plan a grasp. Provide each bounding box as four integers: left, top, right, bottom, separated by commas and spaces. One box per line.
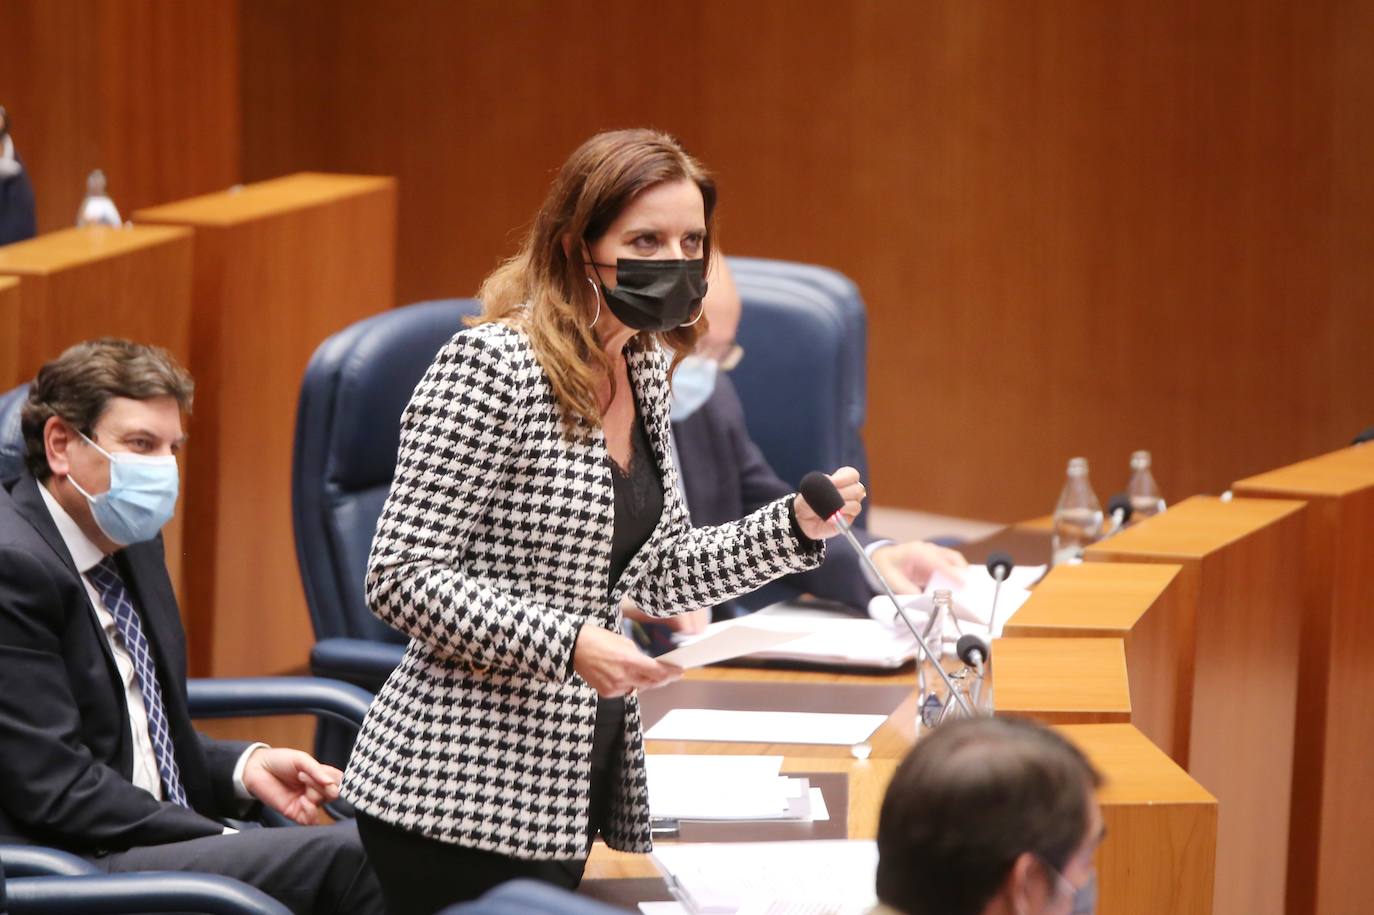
90, 819, 385, 915
357, 699, 624, 915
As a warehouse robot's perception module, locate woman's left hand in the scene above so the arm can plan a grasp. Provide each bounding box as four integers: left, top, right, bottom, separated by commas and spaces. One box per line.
793, 466, 866, 540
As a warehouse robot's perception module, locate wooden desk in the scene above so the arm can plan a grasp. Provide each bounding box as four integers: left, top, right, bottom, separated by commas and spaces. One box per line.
0, 225, 195, 599
1004, 562, 1187, 760
992, 637, 1131, 725
1234, 445, 1374, 915
135, 173, 397, 678
1059, 724, 1216, 915
0, 277, 18, 389
594, 672, 1217, 915
1085, 495, 1306, 915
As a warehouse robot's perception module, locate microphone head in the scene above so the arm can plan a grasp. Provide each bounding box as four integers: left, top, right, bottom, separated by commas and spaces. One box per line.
1353, 426, 1374, 446
799, 471, 845, 520
985, 551, 1014, 580
956, 634, 989, 667
1107, 493, 1134, 523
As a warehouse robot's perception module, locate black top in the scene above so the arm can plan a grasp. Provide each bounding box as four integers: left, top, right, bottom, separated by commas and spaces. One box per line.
605, 410, 664, 592
589, 409, 664, 829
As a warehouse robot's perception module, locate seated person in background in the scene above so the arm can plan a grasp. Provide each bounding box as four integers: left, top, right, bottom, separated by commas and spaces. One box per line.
0, 339, 383, 915
875, 716, 1104, 915
0, 105, 38, 246
626, 257, 967, 642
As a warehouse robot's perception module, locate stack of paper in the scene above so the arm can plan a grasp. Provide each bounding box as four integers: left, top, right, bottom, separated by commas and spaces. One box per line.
645, 756, 827, 823
679, 606, 923, 669
645, 709, 887, 746
651, 840, 878, 914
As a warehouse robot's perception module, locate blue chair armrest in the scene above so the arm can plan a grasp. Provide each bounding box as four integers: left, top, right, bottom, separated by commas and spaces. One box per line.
187, 677, 372, 728
309, 638, 406, 693
0, 844, 100, 877
5, 871, 292, 915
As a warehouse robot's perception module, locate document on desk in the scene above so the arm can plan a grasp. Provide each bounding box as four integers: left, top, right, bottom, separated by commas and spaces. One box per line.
652, 839, 878, 915
656, 624, 809, 669
645, 755, 829, 821
644, 709, 887, 746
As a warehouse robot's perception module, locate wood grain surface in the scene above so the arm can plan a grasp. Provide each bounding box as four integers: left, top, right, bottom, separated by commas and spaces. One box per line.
1233, 445, 1374, 915
135, 174, 397, 678
1086, 495, 1306, 915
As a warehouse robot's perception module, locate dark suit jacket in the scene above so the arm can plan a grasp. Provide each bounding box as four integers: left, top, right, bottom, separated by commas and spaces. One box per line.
673, 374, 878, 612
0, 471, 249, 851
0, 154, 37, 246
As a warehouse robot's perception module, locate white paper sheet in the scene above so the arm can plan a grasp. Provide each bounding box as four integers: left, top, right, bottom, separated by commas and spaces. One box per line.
652, 840, 877, 915
646, 756, 793, 820
687, 609, 920, 669
866, 564, 1043, 655
657, 624, 810, 669
645, 709, 887, 746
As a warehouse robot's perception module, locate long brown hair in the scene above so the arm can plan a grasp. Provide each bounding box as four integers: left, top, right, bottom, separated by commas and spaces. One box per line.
474, 128, 716, 437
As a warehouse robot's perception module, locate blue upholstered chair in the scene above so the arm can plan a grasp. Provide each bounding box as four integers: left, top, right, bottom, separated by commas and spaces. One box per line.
437, 879, 627, 915
291, 257, 870, 695
292, 298, 482, 694
0, 846, 292, 915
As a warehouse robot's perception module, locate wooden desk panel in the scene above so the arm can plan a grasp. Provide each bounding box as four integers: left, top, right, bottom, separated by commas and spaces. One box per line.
1004, 562, 1188, 760
0, 225, 194, 602
135, 173, 397, 678
0, 278, 18, 390
1234, 446, 1374, 915
1059, 724, 1217, 915
1085, 495, 1305, 915
992, 637, 1131, 725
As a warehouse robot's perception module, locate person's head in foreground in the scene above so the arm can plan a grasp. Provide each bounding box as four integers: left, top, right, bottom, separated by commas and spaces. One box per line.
876, 716, 1104, 915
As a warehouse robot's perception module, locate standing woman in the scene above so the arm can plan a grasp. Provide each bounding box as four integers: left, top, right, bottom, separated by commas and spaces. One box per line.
345, 128, 866, 913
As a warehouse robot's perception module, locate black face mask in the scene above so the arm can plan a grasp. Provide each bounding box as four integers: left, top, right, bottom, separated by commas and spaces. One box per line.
590, 257, 708, 332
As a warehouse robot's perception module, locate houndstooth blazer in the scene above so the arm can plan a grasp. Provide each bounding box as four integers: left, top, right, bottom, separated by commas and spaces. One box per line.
343, 321, 824, 859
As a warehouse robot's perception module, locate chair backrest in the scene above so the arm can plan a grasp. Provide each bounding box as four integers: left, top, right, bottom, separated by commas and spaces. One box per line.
0, 385, 29, 481
292, 299, 481, 644
726, 256, 870, 496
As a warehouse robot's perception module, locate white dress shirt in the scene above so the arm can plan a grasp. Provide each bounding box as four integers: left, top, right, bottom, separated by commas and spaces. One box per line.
37, 484, 260, 806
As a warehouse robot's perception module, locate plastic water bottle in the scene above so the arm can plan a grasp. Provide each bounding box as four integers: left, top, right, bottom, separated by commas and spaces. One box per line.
1127, 450, 1166, 520
75, 169, 122, 228
1051, 457, 1103, 566
916, 589, 953, 732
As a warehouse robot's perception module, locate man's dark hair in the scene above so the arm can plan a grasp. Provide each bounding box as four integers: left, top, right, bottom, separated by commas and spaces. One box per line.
875, 717, 1103, 915
20, 338, 194, 481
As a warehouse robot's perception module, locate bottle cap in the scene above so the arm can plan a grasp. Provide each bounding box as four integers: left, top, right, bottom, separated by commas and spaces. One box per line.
1131, 450, 1151, 469
1067, 456, 1089, 475
86, 169, 108, 195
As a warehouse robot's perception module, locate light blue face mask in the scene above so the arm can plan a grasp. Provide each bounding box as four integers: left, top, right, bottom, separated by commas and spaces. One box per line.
68, 432, 180, 546
670, 355, 719, 422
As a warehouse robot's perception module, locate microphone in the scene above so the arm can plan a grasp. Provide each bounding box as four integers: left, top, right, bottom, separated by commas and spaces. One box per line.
1106, 493, 1133, 534
984, 551, 1014, 642
1354, 426, 1374, 446
956, 633, 988, 675
799, 472, 973, 715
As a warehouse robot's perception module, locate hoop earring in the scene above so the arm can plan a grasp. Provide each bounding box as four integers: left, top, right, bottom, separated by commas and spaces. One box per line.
586, 277, 602, 329
682, 302, 705, 327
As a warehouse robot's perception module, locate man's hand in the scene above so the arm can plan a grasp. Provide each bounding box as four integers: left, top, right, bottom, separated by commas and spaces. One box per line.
574, 624, 682, 697
872, 541, 969, 593
241, 747, 342, 825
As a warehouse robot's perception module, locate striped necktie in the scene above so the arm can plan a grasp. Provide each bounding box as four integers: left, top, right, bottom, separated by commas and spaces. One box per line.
87, 556, 190, 807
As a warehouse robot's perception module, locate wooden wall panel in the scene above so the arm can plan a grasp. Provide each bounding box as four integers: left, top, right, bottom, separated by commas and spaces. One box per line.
0, 0, 240, 235
239, 0, 1374, 521
0, 278, 18, 388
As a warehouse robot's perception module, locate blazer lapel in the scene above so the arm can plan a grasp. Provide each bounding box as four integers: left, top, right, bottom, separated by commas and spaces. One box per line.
11, 474, 83, 583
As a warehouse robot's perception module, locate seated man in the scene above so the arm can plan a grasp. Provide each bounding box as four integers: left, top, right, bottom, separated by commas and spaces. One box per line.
0, 339, 383, 915
875, 717, 1104, 915
629, 258, 967, 643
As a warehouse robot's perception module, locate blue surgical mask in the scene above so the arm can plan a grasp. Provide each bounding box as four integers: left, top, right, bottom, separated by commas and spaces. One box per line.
670, 355, 719, 422
68, 432, 179, 546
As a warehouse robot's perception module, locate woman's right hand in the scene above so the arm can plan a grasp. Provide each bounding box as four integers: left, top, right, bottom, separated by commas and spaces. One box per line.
574, 624, 682, 698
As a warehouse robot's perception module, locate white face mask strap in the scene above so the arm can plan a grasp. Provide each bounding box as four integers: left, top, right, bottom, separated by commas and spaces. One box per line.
682, 301, 705, 327
586, 277, 602, 329
77, 429, 113, 461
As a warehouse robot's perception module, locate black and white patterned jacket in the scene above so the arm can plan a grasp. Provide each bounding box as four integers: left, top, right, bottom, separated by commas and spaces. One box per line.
343, 321, 824, 859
